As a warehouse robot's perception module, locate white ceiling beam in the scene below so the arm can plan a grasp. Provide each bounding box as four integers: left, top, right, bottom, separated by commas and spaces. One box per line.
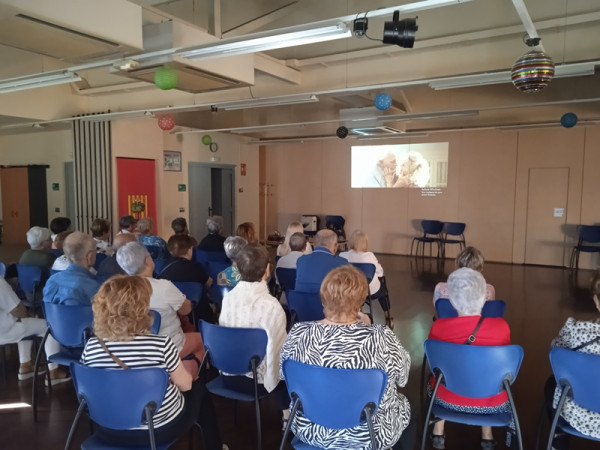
254, 54, 301, 84
223, 2, 300, 37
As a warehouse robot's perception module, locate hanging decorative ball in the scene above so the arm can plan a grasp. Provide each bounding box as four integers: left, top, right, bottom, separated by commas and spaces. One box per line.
201, 134, 212, 145
374, 93, 393, 110
157, 116, 175, 131
511, 50, 555, 93
336, 126, 349, 139
560, 112, 578, 128
154, 66, 178, 90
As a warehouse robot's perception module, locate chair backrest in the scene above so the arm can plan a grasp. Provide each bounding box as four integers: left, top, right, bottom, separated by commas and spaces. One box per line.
435, 298, 506, 319
276, 267, 296, 292
150, 309, 161, 334
209, 284, 233, 307
93, 253, 108, 271
325, 215, 345, 230
43, 302, 94, 348
71, 363, 169, 430
351, 263, 376, 284
549, 347, 600, 413
443, 222, 466, 236
208, 260, 230, 282
577, 225, 600, 244
286, 290, 325, 322
282, 359, 387, 429
421, 220, 443, 235
145, 245, 162, 260
172, 281, 203, 304
424, 340, 524, 398
195, 250, 229, 266
199, 320, 268, 375
16, 264, 44, 293
50, 249, 64, 258
0, 261, 6, 278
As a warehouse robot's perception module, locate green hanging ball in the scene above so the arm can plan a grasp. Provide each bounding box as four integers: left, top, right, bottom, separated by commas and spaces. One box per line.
201, 134, 212, 146
154, 67, 178, 90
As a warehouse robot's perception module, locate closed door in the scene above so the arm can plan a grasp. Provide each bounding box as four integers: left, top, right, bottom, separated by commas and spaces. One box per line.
0, 167, 30, 245
525, 167, 569, 266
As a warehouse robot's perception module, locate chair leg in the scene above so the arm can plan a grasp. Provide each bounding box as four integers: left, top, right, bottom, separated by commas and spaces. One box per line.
32, 328, 50, 422
65, 400, 87, 450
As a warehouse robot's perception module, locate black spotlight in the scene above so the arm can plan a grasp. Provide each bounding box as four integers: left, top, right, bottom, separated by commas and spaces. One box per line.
382, 12, 418, 48
336, 126, 349, 139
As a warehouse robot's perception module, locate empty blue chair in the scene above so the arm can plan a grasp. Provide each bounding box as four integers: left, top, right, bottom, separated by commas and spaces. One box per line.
435, 298, 506, 319
276, 267, 296, 293
32, 302, 93, 421
544, 347, 600, 450
440, 222, 467, 258
199, 320, 268, 450
286, 290, 324, 323
280, 360, 387, 450
569, 225, 600, 270
411, 220, 444, 258
66, 363, 180, 450
421, 340, 524, 450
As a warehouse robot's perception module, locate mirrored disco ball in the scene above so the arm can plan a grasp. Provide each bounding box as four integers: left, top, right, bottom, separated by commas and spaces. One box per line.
511, 50, 555, 93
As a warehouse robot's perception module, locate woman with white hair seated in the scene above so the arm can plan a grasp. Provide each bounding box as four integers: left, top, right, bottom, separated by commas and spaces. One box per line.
197, 216, 226, 252
19, 226, 56, 269
427, 267, 511, 450
217, 236, 247, 287
137, 217, 169, 260
277, 221, 312, 257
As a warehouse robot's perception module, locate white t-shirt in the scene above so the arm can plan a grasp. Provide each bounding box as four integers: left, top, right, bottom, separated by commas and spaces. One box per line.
0, 277, 25, 344
339, 250, 384, 294
276, 251, 303, 269
147, 278, 186, 351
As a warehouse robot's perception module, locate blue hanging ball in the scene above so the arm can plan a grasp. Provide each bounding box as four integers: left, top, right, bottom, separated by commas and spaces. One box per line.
560, 113, 578, 128
374, 93, 392, 111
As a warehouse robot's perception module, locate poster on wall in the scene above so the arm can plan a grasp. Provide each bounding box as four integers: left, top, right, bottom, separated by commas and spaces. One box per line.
116, 158, 158, 230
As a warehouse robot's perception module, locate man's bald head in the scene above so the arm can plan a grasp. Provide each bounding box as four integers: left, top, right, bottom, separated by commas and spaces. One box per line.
113, 233, 137, 251
315, 229, 338, 253
63, 232, 97, 268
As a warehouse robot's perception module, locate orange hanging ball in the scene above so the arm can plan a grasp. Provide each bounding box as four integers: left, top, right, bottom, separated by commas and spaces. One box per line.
158, 116, 175, 131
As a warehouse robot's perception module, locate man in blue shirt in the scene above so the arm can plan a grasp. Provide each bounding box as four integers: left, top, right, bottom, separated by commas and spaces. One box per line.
295, 229, 348, 293
43, 232, 100, 305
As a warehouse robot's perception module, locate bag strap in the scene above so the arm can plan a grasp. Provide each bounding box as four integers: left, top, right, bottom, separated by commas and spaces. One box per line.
96, 337, 130, 369
464, 316, 485, 345
158, 258, 185, 278
572, 336, 600, 351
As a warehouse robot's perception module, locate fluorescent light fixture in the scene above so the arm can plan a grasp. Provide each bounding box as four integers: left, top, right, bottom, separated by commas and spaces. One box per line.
220, 94, 319, 111
357, 133, 429, 140
0, 71, 81, 94
178, 24, 351, 60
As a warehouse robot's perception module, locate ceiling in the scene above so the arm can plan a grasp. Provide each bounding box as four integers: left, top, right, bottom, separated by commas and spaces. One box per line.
0, 0, 599, 140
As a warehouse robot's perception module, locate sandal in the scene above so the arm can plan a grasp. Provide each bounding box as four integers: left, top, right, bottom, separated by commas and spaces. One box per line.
480, 439, 497, 449
430, 434, 445, 450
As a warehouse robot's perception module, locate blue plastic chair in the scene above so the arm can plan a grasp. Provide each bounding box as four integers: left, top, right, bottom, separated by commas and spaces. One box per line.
172, 281, 203, 306
286, 290, 324, 323
66, 363, 179, 450
350, 262, 377, 315
32, 302, 93, 421
0, 261, 6, 278
93, 252, 108, 271
411, 220, 444, 258
569, 225, 600, 270
150, 309, 161, 334
16, 263, 45, 310
435, 298, 506, 319
280, 360, 388, 450
208, 260, 230, 283
421, 340, 524, 450
210, 284, 233, 309
440, 222, 467, 258
195, 250, 229, 267
276, 267, 296, 292
50, 249, 63, 258
199, 320, 268, 450
145, 245, 162, 260
544, 347, 600, 449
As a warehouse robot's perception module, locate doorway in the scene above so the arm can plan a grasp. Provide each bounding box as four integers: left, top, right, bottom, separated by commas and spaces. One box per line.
524, 167, 569, 266
188, 163, 235, 241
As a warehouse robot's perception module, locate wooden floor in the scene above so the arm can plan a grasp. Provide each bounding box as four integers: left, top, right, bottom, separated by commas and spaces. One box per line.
1, 249, 599, 449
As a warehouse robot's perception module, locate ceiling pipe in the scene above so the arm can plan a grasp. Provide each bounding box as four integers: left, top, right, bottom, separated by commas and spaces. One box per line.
511, 0, 545, 51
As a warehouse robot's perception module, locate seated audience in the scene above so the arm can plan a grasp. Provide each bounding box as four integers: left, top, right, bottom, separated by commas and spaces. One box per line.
219, 244, 289, 412
434, 246, 495, 307
171, 217, 198, 247
340, 229, 393, 328
51, 230, 74, 271
49, 217, 71, 247
116, 242, 204, 377
197, 216, 226, 252
81, 275, 223, 449
295, 229, 348, 293
276, 232, 306, 270
427, 267, 511, 450
137, 217, 169, 260
217, 236, 247, 287
19, 226, 56, 269
546, 270, 600, 449
91, 218, 114, 255
277, 221, 312, 257
0, 277, 68, 383
43, 232, 100, 305
236, 222, 258, 244
116, 215, 136, 235
160, 235, 211, 287
280, 265, 410, 449
96, 233, 137, 278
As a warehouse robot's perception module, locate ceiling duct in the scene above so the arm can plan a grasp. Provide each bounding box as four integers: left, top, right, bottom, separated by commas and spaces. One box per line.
340, 106, 405, 136
111, 21, 254, 94
351, 126, 405, 136
0, 0, 143, 62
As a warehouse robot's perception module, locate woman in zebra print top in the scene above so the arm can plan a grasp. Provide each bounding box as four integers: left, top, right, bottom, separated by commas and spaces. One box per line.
81, 275, 223, 449
280, 265, 411, 449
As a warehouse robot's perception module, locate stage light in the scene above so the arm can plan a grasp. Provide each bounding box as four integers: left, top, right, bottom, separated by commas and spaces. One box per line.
382, 12, 418, 48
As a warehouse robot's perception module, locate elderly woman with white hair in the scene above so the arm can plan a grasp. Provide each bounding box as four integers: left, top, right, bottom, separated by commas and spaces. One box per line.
217, 236, 247, 287
277, 221, 312, 257
197, 216, 226, 252
427, 267, 511, 450
19, 226, 56, 268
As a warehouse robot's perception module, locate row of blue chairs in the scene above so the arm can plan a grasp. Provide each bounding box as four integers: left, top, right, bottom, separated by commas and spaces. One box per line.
411, 220, 466, 258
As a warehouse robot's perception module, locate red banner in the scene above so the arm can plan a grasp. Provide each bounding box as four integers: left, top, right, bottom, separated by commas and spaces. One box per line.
116, 158, 157, 232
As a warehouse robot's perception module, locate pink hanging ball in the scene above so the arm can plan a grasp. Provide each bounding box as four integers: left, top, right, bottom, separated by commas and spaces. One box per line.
158, 116, 175, 131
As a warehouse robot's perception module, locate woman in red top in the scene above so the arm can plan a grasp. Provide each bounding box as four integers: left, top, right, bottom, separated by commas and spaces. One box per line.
428, 267, 511, 450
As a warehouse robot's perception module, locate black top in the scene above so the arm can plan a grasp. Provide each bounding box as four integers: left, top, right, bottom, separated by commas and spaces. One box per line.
159, 257, 210, 285
96, 255, 125, 277
197, 233, 226, 252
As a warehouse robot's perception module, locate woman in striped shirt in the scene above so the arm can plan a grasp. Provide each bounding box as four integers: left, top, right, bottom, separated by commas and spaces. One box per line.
81, 275, 224, 449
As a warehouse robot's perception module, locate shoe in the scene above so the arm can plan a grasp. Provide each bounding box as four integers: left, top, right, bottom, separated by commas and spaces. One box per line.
431, 434, 445, 449
481, 439, 497, 449
18, 363, 45, 381
46, 367, 71, 386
